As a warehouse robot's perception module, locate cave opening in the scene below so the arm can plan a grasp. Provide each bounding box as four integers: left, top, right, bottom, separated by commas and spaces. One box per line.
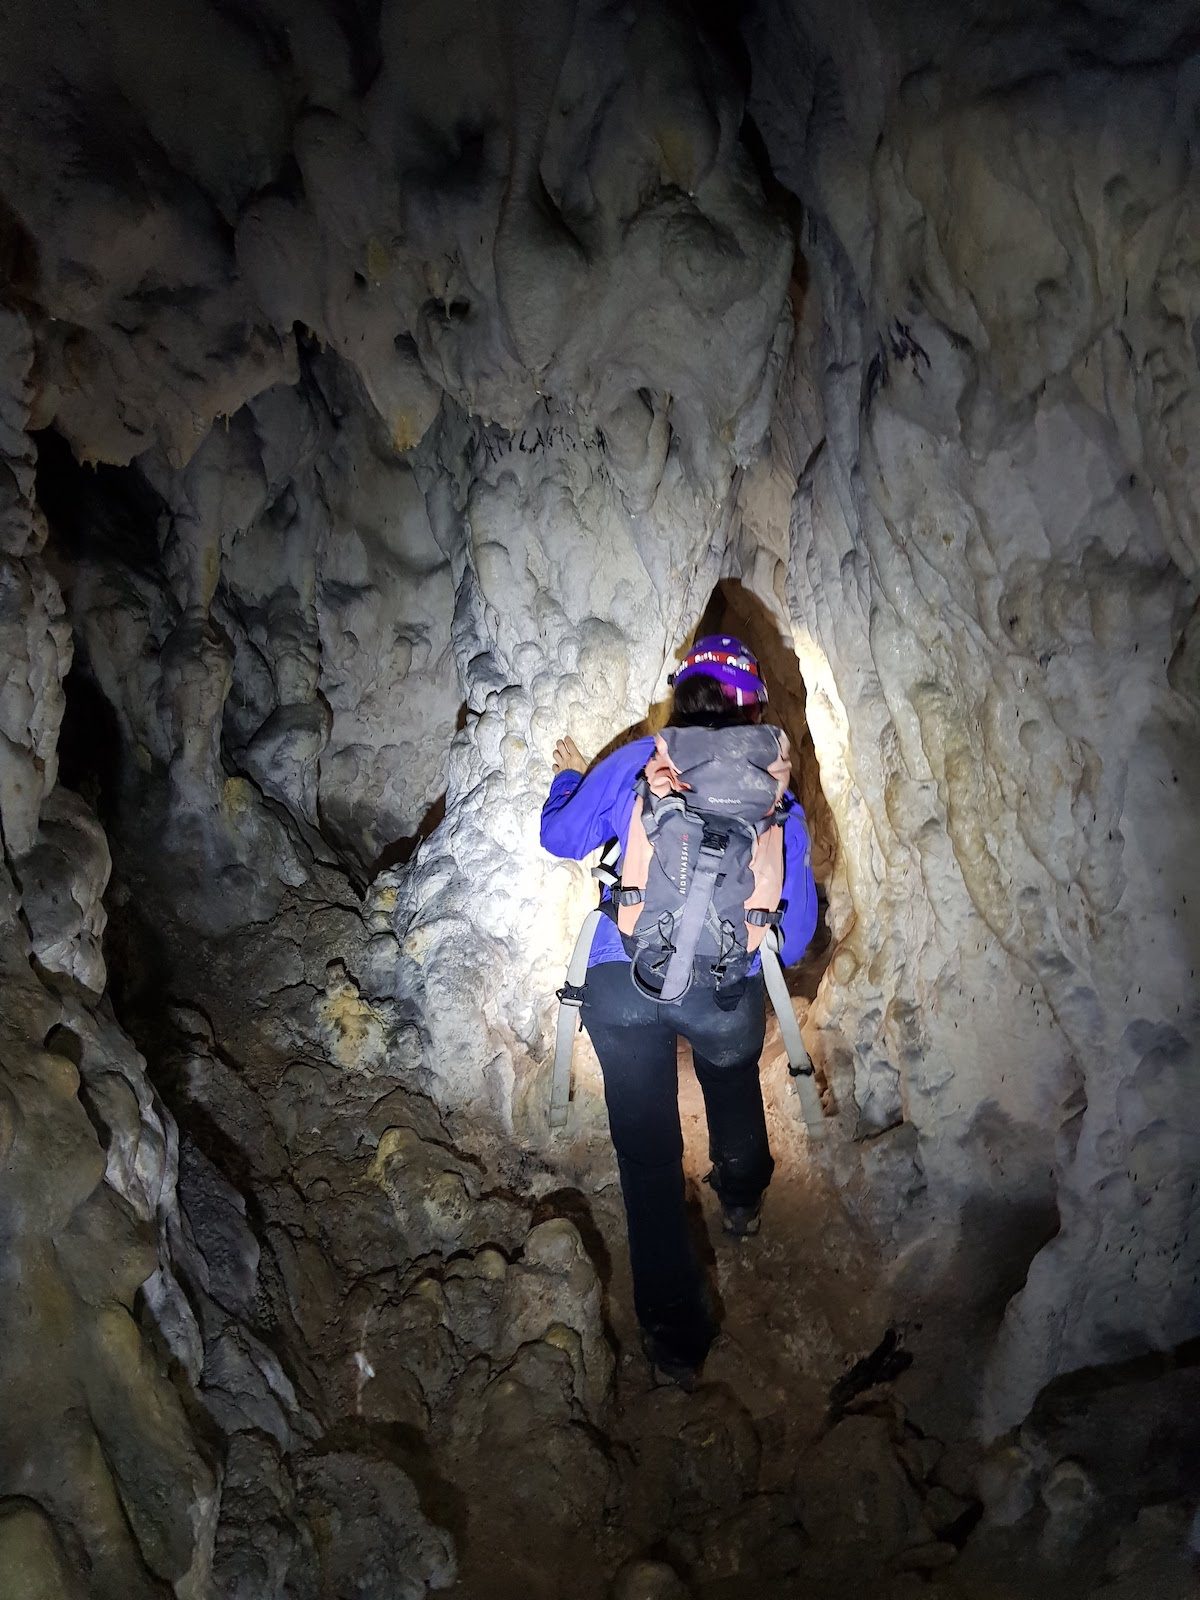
35, 426, 166, 813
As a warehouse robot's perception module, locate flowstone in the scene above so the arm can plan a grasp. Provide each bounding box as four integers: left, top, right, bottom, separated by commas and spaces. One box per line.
745, 0, 1200, 1436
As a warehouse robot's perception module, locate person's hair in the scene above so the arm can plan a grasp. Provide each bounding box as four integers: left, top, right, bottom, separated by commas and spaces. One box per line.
668, 673, 761, 728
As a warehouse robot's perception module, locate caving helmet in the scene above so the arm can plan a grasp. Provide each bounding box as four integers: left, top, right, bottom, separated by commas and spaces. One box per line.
667, 633, 768, 707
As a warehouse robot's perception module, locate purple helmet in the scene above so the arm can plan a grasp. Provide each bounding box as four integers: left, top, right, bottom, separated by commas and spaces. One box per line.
668, 633, 768, 706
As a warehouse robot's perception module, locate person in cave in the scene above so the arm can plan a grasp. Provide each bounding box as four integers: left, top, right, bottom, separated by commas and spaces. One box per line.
540, 636, 818, 1387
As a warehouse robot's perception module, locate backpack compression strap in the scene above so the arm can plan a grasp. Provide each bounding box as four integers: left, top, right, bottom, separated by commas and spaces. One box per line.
640, 821, 732, 1003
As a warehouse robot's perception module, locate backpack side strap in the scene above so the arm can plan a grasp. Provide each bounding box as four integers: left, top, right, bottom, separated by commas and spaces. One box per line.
550, 907, 603, 1129
760, 928, 826, 1137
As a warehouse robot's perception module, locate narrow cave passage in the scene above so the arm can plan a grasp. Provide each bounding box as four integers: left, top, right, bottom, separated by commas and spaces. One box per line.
3, 0, 1199, 1596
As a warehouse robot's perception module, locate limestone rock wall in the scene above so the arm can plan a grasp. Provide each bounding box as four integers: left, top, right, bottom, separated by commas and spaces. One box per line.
3, 0, 1200, 1589
0, 306, 218, 1598
744, 0, 1200, 1432
0, 2, 794, 1592
2, 0, 790, 1113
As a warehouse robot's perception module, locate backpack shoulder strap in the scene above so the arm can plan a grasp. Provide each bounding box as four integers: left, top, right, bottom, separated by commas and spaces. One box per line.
614, 734, 693, 933
592, 836, 621, 889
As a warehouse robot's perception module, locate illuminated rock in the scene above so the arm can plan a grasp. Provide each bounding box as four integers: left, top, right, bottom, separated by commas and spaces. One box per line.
0, 1, 1198, 1594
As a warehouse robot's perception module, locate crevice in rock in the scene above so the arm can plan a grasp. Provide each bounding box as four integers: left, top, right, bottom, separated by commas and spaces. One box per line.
35, 425, 166, 574
56, 662, 126, 818
369, 788, 447, 877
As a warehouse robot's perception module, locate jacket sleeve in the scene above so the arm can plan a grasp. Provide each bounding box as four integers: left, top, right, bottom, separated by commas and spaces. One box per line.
540, 740, 652, 860
777, 802, 818, 965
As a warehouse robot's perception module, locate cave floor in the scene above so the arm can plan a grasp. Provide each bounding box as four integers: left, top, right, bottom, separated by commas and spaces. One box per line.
441, 1038, 891, 1600
446, 1035, 1198, 1600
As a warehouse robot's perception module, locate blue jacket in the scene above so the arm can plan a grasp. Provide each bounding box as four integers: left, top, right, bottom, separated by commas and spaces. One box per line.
540, 734, 818, 969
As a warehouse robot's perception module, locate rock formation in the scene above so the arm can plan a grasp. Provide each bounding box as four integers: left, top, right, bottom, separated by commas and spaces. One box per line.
745, 0, 1200, 1439
0, 0, 1197, 1596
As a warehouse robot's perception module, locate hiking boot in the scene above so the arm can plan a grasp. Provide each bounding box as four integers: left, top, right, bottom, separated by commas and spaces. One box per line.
640, 1329, 702, 1392
704, 1167, 764, 1239
719, 1199, 763, 1238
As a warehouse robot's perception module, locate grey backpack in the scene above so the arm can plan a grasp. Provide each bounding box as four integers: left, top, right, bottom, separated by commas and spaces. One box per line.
613, 724, 792, 1003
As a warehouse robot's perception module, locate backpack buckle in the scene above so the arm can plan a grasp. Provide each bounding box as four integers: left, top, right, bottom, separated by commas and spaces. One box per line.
700, 827, 728, 855
556, 982, 586, 1007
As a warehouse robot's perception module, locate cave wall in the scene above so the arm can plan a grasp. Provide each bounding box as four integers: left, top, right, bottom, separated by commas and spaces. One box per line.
2, 0, 1200, 1592
743, 0, 1200, 1431
2, 0, 791, 1110
0, 2, 794, 1592
1, 305, 220, 1598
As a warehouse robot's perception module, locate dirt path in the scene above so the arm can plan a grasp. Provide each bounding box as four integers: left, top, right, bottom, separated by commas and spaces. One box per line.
513, 1016, 898, 1599
553, 1030, 1200, 1600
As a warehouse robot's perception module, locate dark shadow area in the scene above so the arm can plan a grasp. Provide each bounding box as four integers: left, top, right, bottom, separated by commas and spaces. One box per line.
1025, 1336, 1200, 1511
35, 427, 164, 831
681, 1169, 725, 1324
308, 1415, 472, 1549
43, 1021, 83, 1066
528, 1186, 626, 1377
102, 889, 194, 1095
1033, 1334, 1200, 1408
56, 664, 125, 822
531, 1186, 614, 1289
327, 0, 384, 94
370, 790, 447, 876
0, 192, 40, 302
35, 425, 165, 571
896, 1185, 1062, 1439
368, 701, 468, 877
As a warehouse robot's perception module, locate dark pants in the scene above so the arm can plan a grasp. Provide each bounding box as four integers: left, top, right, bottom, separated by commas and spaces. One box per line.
581, 960, 774, 1366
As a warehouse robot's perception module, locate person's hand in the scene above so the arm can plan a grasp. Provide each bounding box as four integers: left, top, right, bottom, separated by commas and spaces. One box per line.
552, 735, 586, 775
